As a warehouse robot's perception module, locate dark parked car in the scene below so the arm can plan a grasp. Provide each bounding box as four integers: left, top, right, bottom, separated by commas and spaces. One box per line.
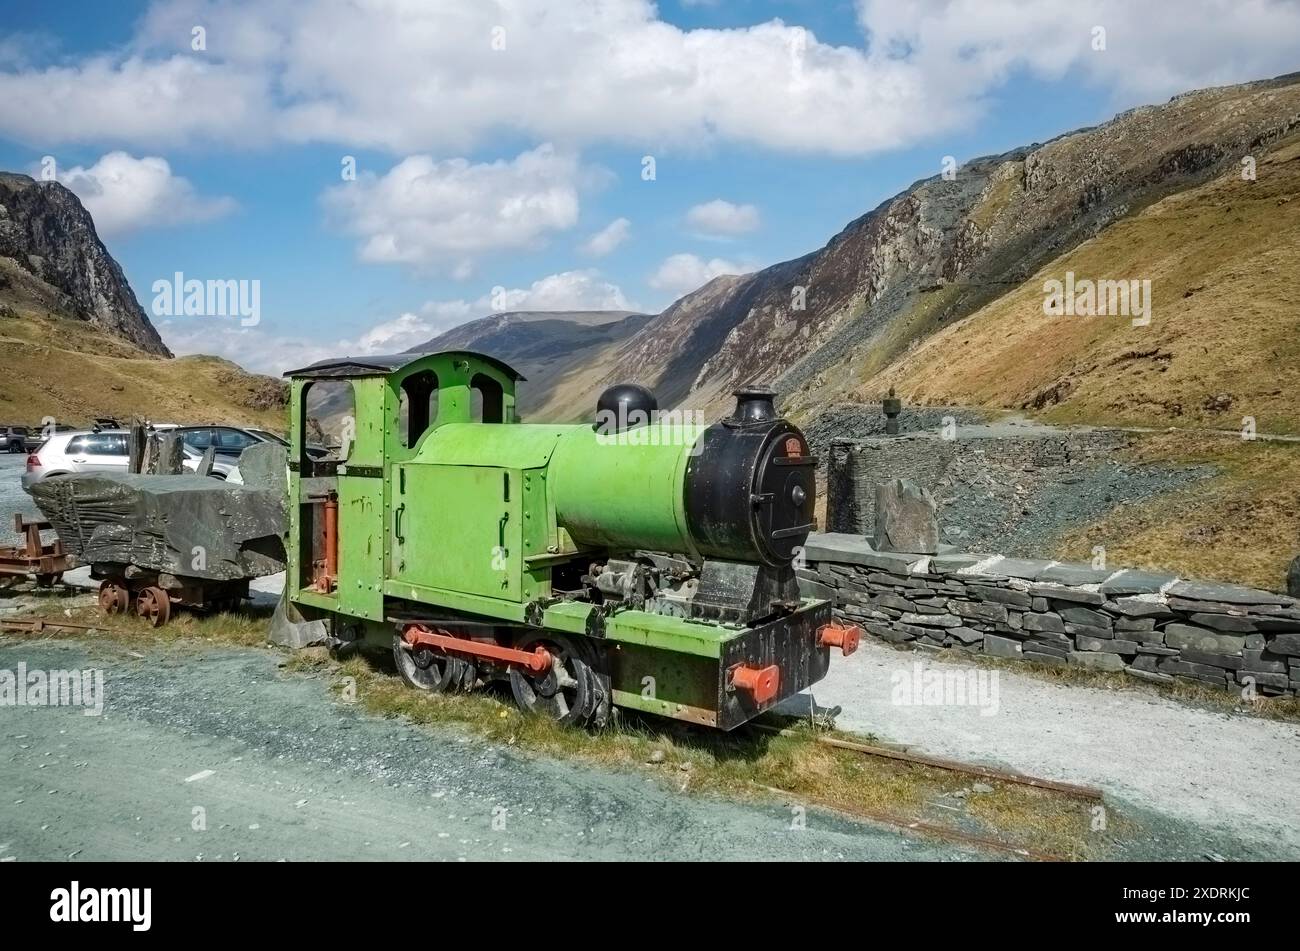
172, 426, 288, 458
0, 425, 34, 453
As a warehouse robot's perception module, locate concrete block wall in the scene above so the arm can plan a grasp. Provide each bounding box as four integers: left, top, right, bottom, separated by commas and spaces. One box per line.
799, 533, 1300, 696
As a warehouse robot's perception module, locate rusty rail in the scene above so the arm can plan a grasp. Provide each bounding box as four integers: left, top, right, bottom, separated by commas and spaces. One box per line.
752, 783, 1064, 862
0, 617, 100, 634
752, 723, 1103, 801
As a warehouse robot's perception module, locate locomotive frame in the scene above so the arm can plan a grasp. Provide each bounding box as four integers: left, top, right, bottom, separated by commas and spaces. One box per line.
284, 350, 856, 730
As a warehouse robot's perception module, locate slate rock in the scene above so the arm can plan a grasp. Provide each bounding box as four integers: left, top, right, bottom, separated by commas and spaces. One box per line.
1065, 622, 1113, 640
900, 612, 962, 628
1023, 639, 1069, 658
1059, 606, 1112, 628
1250, 616, 1300, 633
1115, 616, 1156, 632
1023, 651, 1067, 668
1238, 669, 1290, 690
946, 626, 984, 645
930, 553, 986, 573
967, 584, 1033, 608
1022, 612, 1066, 634
873, 479, 940, 555
1178, 648, 1243, 670
992, 558, 1055, 580
953, 601, 1008, 624
1167, 580, 1293, 606
1266, 633, 1300, 656
802, 533, 923, 574
1110, 597, 1175, 619
1100, 569, 1178, 596
1067, 651, 1125, 671
1189, 612, 1256, 633
1242, 650, 1289, 674
1030, 584, 1104, 606
1163, 624, 1247, 655
1037, 563, 1112, 585
1076, 635, 1138, 655
984, 634, 1023, 658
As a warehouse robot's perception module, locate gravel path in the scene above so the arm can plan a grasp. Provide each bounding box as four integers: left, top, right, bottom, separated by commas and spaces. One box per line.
0, 637, 972, 862
804, 639, 1300, 859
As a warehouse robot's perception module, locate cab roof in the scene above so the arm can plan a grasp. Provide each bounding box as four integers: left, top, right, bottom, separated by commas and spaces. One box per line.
283, 350, 525, 381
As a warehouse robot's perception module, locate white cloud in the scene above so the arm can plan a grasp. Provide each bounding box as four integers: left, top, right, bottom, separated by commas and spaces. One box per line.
322, 145, 584, 273
421, 270, 632, 320
3, 1, 1294, 157
648, 253, 751, 297
159, 269, 632, 375
57, 152, 236, 237
580, 217, 631, 257
0, 54, 272, 148
685, 200, 760, 237
159, 310, 439, 376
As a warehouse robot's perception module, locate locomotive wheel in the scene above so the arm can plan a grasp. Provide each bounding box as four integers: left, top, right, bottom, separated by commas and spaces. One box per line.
136, 586, 172, 627
509, 634, 593, 726
98, 580, 130, 615
393, 634, 459, 693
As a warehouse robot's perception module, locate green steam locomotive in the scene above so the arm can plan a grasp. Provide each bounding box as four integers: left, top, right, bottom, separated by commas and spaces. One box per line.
284, 350, 857, 730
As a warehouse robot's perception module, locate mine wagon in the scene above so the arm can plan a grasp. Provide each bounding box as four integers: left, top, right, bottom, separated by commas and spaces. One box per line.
284, 350, 857, 729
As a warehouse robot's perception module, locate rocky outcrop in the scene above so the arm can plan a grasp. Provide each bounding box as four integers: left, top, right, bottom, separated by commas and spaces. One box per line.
524, 72, 1300, 421
874, 479, 939, 554
0, 172, 170, 356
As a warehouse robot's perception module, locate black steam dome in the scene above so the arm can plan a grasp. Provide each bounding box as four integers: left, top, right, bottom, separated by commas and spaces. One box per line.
594, 383, 658, 433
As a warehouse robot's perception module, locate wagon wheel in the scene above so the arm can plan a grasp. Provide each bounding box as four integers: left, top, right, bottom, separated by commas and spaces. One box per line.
136, 586, 172, 627
393, 633, 461, 693
509, 633, 593, 727
98, 580, 130, 615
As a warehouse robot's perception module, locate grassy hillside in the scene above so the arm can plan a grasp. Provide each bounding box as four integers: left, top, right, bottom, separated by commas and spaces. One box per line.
0, 309, 287, 431
859, 132, 1300, 434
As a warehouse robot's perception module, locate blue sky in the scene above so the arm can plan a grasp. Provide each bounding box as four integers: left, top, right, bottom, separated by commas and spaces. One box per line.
1, 0, 1296, 374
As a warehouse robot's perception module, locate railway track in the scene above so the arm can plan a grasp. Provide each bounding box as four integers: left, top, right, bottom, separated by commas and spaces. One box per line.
748, 721, 1104, 861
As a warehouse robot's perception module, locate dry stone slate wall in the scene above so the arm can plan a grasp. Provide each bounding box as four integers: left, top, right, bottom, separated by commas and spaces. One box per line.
798, 533, 1300, 696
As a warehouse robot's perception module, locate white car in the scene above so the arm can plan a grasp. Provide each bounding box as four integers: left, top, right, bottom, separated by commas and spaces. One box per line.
21, 429, 235, 491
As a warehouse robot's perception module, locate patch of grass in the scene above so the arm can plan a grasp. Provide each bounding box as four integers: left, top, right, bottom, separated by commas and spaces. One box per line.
0, 308, 286, 429
859, 132, 1300, 434
1054, 431, 1300, 591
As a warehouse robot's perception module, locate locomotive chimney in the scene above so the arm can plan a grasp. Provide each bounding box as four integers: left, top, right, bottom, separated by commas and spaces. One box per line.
730, 387, 778, 425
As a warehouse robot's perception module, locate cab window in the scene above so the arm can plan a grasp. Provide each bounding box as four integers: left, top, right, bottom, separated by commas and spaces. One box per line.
399, 370, 439, 447
470, 373, 504, 424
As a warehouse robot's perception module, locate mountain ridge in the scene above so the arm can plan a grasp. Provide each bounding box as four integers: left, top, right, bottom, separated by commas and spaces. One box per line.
0, 172, 170, 357
426, 70, 1300, 425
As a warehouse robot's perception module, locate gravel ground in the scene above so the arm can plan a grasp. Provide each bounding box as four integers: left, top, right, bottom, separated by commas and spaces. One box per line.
804, 639, 1300, 860
0, 454, 42, 548
801, 403, 988, 452
801, 407, 1215, 556
934, 451, 1214, 556
0, 636, 974, 862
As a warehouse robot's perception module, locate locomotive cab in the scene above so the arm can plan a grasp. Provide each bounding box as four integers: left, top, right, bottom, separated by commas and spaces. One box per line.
283, 350, 856, 731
